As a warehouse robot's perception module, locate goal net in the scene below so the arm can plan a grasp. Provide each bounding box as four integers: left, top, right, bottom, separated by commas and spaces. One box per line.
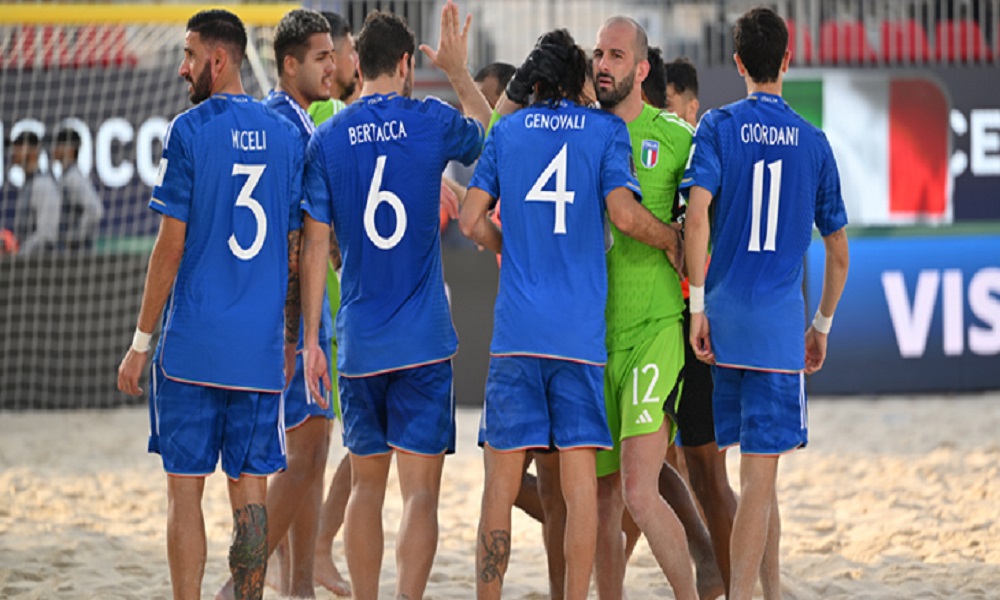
0, 5, 292, 409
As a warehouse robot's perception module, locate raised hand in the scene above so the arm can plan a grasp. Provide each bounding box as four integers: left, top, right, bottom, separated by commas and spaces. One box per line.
418, 0, 472, 79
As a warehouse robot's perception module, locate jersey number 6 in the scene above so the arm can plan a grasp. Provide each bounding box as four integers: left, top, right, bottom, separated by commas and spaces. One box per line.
364, 155, 407, 250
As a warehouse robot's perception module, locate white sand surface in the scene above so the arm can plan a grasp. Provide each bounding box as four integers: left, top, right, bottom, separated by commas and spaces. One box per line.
1, 396, 999, 599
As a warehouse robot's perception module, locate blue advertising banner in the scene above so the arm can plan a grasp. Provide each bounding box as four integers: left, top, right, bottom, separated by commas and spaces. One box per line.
806, 232, 1000, 394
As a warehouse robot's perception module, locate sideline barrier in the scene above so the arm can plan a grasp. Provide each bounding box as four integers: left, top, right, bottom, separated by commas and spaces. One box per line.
806, 226, 1000, 394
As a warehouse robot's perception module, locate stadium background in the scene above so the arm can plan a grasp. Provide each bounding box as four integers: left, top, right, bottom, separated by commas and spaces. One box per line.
0, 0, 997, 409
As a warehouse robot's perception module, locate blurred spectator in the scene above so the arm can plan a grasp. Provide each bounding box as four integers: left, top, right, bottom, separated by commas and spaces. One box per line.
642, 46, 668, 109
665, 57, 700, 126
53, 128, 104, 251
10, 131, 60, 255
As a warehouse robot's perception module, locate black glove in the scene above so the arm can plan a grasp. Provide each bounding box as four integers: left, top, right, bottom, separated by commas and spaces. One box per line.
505, 50, 539, 105
505, 43, 572, 104
531, 43, 570, 87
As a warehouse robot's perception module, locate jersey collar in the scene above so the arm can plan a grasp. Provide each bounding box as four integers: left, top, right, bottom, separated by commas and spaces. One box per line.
747, 92, 787, 107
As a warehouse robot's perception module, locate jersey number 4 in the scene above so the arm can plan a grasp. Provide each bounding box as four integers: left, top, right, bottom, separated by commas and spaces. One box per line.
526, 143, 575, 235
229, 164, 267, 261
748, 159, 782, 252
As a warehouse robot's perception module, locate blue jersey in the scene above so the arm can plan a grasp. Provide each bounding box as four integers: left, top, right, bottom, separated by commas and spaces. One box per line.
681, 93, 848, 372
303, 93, 484, 376
150, 94, 303, 391
264, 90, 333, 349
470, 99, 641, 365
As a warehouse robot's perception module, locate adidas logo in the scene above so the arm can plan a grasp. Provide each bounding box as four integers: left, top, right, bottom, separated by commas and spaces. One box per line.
635, 409, 653, 425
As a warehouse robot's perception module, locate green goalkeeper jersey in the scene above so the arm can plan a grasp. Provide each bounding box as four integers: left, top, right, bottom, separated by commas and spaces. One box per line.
605, 103, 694, 352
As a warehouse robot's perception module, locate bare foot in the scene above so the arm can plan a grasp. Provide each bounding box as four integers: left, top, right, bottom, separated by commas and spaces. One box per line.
314, 552, 351, 597
214, 579, 235, 600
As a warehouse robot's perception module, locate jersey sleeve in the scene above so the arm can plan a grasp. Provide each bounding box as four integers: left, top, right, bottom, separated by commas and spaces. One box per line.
302, 134, 333, 226
814, 134, 849, 236
429, 97, 485, 166
150, 116, 193, 222
467, 127, 500, 199
680, 110, 722, 198
601, 117, 642, 200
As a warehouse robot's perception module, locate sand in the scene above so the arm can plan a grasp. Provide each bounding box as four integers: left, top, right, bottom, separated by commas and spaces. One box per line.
1, 396, 999, 599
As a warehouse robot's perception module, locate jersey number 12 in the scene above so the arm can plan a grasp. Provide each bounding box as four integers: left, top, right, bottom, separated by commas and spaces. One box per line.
748, 159, 782, 252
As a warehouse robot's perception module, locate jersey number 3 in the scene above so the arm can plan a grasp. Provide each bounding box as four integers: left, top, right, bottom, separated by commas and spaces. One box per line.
229, 164, 267, 261
526, 143, 575, 235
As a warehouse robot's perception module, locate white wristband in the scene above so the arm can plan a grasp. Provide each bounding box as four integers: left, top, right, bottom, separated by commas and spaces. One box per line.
812, 311, 833, 335
689, 285, 705, 314
131, 329, 152, 353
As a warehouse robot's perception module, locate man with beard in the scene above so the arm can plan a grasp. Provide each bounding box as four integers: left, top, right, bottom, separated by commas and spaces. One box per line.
590, 16, 698, 600
116, 9, 304, 600
299, 4, 491, 598
214, 8, 336, 600
305, 9, 356, 597
308, 11, 358, 123
461, 28, 683, 600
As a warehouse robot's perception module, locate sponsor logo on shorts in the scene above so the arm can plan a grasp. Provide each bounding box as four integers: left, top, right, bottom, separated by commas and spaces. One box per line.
635, 409, 654, 425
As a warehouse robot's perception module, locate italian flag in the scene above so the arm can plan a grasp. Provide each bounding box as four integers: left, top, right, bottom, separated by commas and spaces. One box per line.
784, 73, 951, 225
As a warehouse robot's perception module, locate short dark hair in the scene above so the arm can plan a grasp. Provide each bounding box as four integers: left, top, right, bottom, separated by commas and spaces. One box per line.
642, 46, 667, 109
54, 128, 82, 148
320, 11, 352, 43
474, 62, 516, 89
356, 11, 415, 80
12, 131, 40, 147
665, 56, 699, 97
532, 29, 588, 105
274, 9, 331, 76
187, 9, 248, 62
733, 7, 788, 84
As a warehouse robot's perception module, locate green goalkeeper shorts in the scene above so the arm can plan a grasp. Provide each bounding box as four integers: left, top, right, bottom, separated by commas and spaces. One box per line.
596, 319, 684, 478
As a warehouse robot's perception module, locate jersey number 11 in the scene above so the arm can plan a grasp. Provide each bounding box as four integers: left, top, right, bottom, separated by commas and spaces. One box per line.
748, 159, 782, 253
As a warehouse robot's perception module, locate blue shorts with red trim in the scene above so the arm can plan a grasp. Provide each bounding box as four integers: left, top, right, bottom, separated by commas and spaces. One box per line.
148, 364, 287, 479
338, 360, 455, 457
712, 366, 808, 455
479, 355, 612, 452
285, 340, 335, 430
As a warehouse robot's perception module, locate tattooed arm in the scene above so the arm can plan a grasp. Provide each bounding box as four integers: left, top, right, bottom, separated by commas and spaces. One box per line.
284, 229, 302, 388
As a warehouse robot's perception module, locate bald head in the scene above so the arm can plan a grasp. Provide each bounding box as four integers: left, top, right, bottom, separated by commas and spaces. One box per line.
599, 16, 648, 64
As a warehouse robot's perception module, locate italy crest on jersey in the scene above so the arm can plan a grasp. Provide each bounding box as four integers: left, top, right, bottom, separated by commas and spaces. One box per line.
640, 139, 659, 168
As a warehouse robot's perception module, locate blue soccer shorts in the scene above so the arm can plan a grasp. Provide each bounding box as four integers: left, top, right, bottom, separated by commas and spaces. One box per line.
148, 364, 287, 479
338, 360, 455, 457
285, 340, 335, 431
712, 366, 808, 455
479, 355, 612, 452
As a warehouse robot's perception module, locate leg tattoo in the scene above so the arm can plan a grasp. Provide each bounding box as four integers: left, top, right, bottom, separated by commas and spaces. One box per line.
229, 503, 268, 600
479, 530, 511, 584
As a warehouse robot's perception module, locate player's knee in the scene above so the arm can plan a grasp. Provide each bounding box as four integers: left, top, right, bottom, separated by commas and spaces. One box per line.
403, 486, 439, 515
621, 476, 658, 525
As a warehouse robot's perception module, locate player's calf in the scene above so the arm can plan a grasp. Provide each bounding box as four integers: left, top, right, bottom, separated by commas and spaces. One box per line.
229, 503, 268, 600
